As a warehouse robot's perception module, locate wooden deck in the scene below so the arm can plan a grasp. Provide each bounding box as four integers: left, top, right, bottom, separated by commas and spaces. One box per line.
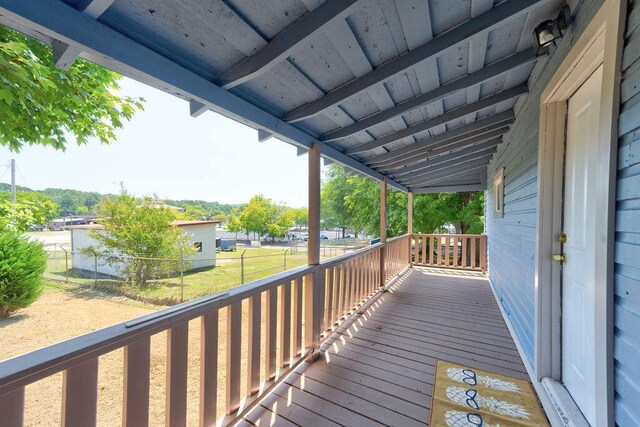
238, 266, 529, 426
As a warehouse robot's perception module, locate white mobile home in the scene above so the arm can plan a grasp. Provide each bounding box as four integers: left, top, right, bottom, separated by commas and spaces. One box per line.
69, 220, 220, 277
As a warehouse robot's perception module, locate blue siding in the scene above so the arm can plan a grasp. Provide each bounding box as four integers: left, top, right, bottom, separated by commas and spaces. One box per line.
486, 0, 604, 367
614, 1, 640, 423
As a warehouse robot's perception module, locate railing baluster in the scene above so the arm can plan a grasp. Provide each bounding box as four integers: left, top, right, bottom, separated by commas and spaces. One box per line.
226, 301, 241, 414
471, 237, 477, 269
325, 267, 334, 331
123, 338, 150, 427
200, 310, 218, 427
247, 295, 260, 396
292, 277, 303, 356
166, 323, 188, 427
62, 358, 99, 427
265, 288, 277, 380
428, 235, 434, 265
0, 387, 24, 427
452, 236, 458, 267
480, 236, 487, 273
279, 283, 291, 367
462, 236, 468, 268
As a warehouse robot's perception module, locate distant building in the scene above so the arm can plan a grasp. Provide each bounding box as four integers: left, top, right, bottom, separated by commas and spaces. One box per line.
48, 215, 99, 230
69, 220, 220, 278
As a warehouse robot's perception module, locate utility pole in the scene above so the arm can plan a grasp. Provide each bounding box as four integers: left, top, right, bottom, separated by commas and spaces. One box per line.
10, 159, 16, 204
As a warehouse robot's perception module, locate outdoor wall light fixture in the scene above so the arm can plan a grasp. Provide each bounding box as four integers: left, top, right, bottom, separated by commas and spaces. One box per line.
532, 4, 571, 56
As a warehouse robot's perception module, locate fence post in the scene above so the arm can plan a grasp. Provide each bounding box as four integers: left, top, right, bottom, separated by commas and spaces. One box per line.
180, 249, 184, 303
60, 245, 69, 284
240, 249, 246, 284
283, 248, 289, 272
88, 248, 98, 286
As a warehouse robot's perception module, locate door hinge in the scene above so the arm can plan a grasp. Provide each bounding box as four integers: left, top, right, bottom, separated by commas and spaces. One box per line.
558, 232, 567, 244
552, 253, 567, 263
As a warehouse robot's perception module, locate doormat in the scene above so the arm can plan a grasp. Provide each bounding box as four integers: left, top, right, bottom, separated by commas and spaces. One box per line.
430, 360, 549, 427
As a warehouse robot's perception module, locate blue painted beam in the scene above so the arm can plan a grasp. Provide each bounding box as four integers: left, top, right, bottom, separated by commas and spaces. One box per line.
0, 0, 407, 191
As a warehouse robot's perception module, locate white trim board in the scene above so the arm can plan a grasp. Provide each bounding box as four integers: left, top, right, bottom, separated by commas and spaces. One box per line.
534, 0, 626, 425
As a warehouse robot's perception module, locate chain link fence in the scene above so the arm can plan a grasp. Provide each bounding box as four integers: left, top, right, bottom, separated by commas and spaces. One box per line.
43, 241, 368, 305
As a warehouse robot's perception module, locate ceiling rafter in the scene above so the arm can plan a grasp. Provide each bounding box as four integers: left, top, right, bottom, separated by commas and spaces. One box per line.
396, 152, 495, 184
389, 144, 498, 180
407, 164, 489, 187
389, 137, 502, 178
324, 49, 535, 144
283, 0, 547, 123
52, 0, 114, 70
412, 182, 485, 193
365, 110, 513, 165
354, 84, 525, 157
381, 131, 505, 171
215, 0, 365, 90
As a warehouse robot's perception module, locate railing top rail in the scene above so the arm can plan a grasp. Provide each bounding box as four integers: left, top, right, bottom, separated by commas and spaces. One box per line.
0, 263, 314, 396
386, 234, 410, 243
319, 242, 382, 267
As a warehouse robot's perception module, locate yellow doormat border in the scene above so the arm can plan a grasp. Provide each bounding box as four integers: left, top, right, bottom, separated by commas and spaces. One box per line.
430, 360, 549, 426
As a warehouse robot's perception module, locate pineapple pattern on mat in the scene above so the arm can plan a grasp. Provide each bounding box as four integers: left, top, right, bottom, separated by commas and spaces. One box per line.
431, 361, 549, 427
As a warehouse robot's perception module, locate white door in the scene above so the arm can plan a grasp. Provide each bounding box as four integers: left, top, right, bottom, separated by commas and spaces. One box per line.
562, 64, 603, 426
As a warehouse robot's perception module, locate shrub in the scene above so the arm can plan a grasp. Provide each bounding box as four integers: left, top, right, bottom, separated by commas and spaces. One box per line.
0, 231, 46, 317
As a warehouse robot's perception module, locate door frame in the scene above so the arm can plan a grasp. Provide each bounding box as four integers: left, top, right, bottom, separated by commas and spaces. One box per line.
534, 0, 625, 425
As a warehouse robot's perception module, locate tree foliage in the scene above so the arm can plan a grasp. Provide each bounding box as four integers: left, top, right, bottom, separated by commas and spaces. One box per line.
91, 192, 195, 287
0, 231, 46, 317
0, 27, 144, 151
237, 195, 294, 240
0, 191, 59, 232
321, 164, 485, 236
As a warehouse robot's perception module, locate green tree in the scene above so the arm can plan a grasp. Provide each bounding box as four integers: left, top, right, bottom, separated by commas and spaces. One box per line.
321, 164, 355, 237
0, 231, 46, 317
0, 26, 144, 151
226, 208, 243, 239
292, 208, 308, 229
239, 195, 272, 238
90, 192, 195, 287
0, 191, 59, 232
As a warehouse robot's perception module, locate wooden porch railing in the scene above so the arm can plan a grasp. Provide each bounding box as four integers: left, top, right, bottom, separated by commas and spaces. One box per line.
0, 235, 412, 427
411, 234, 487, 272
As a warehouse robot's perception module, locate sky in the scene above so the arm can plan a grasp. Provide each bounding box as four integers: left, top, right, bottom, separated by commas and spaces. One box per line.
0, 77, 318, 207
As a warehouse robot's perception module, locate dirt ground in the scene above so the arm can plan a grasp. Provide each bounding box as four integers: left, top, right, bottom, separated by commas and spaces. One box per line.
0, 283, 262, 426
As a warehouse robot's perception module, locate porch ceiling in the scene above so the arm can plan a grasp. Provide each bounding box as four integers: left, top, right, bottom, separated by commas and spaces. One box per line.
0, 0, 560, 192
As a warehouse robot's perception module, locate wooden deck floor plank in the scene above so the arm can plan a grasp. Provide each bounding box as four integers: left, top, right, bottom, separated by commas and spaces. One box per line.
269, 376, 383, 427
340, 333, 527, 378
327, 339, 437, 375
247, 389, 342, 427
367, 306, 514, 340
357, 317, 521, 355
330, 343, 435, 378
283, 371, 428, 426
370, 305, 513, 338
307, 362, 430, 409
377, 299, 507, 325
365, 311, 516, 347
353, 321, 523, 363
320, 351, 432, 392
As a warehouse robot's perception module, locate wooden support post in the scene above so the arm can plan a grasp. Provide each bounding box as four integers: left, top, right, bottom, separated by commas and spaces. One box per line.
305, 143, 324, 354
407, 191, 413, 266
308, 143, 321, 266
379, 179, 387, 287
